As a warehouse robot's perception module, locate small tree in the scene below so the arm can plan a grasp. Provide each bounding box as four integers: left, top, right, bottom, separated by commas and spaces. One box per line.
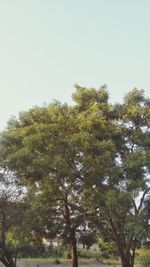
0, 172, 23, 267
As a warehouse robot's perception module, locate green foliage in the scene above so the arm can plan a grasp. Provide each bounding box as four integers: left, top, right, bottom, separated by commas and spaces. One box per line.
54, 258, 60, 264
0, 86, 150, 267
16, 243, 48, 258
79, 232, 96, 249
7, 241, 65, 259
78, 249, 93, 259
78, 248, 102, 261
138, 248, 150, 267
72, 85, 109, 108
97, 238, 117, 259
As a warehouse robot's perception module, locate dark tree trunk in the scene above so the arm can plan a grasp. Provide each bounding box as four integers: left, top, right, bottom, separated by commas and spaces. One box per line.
109, 219, 135, 267
121, 257, 131, 267
0, 211, 17, 267
70, 232, 78, 267
0, 252, 16, 267
120, 251, 134, 267
115, 238, 135, 267
63, 197, 78, 267
131, 245, 136, 267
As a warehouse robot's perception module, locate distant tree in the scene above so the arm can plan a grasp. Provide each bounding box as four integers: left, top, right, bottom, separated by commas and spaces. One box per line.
79, 231, 97, 249
0, 172, 23, 267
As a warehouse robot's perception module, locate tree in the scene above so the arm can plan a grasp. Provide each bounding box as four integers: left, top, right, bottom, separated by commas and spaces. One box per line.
0, 172, 23, 267
82, 88, 150, 267
0, 86, 149, 267
0, 86, 115, 267
0, 103, 82, 267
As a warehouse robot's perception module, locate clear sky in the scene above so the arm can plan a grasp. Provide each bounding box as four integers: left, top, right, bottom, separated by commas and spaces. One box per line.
0, 0, 150, 129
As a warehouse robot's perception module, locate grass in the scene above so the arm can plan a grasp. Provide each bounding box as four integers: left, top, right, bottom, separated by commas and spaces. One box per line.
18, 258, 66, 263
102, 258, 121, 265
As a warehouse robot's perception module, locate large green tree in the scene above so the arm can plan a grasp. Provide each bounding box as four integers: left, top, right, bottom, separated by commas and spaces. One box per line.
0, 86, 115, 267
0, 86, 149, 267
0, 103, 83, 267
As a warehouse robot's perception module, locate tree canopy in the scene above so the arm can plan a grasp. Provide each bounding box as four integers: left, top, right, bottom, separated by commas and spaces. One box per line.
0, 86, 150, 267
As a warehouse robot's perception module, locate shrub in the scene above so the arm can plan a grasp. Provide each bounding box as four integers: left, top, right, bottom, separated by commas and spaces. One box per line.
78, 249, 93, 258
8, 243, 61, 258
97, 238, 118, 259
90, 249, 101, 261
54, 258, 60, 264
138, 248, 150, 267
78, 248, 102, 261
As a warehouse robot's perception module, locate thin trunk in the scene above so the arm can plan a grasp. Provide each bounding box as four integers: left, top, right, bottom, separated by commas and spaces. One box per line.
14, 247, 18, 267
71, 233, 78, 267
1, 211, 6, 251
131, 242, 136, 267
63, 197, 78, 267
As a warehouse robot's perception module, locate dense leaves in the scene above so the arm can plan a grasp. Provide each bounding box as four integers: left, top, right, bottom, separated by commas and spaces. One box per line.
0, 86, 149, 267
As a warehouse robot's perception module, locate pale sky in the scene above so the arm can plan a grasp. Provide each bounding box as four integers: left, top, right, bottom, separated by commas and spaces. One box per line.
0, 0, 150, 129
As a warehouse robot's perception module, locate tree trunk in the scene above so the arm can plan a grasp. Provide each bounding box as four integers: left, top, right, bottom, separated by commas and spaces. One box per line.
0, 211, 16, 267
71, 233, 78, 267
120, 252, 134, 267
116, 241, 135, 267
63, 197, 78, 267
0, 251, 16, 267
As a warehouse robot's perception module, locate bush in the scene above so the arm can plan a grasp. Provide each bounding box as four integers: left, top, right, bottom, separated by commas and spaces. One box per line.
8, 243, 63, 258
143, 241, 150, 248
54, 258, 60, 264
97, 238, 118, 259
90, 249, 101, 261
138, 248, 150, 267
78, 249, 93, 258
78, 248, 102, 261
17, 243, 48, 258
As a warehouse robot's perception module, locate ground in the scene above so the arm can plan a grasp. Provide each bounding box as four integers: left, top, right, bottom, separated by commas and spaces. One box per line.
1, 259, 121, 267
